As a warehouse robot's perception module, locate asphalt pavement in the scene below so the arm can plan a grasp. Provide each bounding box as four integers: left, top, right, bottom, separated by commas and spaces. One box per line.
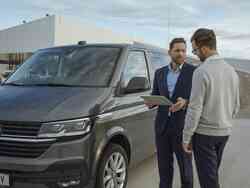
128, 119, 250, 188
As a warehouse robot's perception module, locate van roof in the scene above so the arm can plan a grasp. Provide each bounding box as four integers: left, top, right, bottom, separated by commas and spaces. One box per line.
39, 42, 167, 54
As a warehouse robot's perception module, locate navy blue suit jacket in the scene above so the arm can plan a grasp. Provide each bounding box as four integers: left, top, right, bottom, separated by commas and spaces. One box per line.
152, 63, 196, 135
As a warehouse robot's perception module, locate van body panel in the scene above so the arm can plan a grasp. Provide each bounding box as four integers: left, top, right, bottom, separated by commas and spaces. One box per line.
0, 43, 171, 188
0, 86, 111, 122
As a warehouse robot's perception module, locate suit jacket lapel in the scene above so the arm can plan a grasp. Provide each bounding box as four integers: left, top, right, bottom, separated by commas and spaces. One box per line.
158, 66, 170, 98
171, 63, 187, 100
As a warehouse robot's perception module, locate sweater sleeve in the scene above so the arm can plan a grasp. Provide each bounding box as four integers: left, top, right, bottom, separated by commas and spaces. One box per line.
183, 68, 208, 144
233, 73, 240, 118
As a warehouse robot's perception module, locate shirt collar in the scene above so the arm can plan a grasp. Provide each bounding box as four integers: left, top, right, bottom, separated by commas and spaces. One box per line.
168, 62, 184, 73
205, 53, 222, 62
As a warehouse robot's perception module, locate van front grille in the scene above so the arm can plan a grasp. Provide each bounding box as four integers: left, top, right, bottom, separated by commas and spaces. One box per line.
0, 123, 41, 137
0, 138, 55, 158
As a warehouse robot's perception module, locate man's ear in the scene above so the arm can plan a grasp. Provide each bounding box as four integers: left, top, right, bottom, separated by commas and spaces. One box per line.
201, 46, 209, 54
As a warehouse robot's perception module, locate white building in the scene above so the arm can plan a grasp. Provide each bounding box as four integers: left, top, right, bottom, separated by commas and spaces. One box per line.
0, 15, 143, 72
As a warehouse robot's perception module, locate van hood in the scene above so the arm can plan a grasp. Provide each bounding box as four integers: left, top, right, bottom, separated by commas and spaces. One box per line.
0, 86, 113, 122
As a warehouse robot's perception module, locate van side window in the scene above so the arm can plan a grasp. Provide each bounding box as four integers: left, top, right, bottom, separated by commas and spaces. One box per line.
122, 51, 150, 93
148, 52, 170, 71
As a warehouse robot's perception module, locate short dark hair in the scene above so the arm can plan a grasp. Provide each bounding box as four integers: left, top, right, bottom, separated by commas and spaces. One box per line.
191, 28, 217, 50
169, 38, 186, 50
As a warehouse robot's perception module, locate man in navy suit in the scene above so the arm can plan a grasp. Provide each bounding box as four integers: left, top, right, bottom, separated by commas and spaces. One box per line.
145, 38, 196, 188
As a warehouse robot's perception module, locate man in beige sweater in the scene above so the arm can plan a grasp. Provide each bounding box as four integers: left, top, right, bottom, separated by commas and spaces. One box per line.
182, 28, 240, 188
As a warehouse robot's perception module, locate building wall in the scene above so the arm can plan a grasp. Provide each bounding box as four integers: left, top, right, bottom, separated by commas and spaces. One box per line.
0, 15, 144, 54
0, 15, 145, 74
0, 54, 9, 73
0, 54, 8, 61
0, 64, 8, 73
54, 16, 136, 46
0, 16, 55, 53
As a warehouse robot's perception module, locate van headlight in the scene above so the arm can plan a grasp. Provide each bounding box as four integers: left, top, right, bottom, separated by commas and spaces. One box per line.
38, 118, 91, 138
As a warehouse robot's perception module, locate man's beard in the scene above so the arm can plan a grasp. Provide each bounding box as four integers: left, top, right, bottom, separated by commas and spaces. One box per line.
173, 57, 185, 65
198, 52, 206, 62
199, 56, 206, 62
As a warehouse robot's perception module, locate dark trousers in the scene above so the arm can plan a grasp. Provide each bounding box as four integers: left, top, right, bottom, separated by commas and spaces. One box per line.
156, 131, 193, 188
192, 133, 229, 188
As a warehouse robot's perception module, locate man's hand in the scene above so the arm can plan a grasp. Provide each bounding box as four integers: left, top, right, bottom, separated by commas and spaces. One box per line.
169, 97, 187, 112
183, 143, 192, 154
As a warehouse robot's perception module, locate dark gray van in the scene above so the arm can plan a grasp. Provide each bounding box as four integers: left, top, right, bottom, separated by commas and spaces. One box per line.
0, 42, 170, 188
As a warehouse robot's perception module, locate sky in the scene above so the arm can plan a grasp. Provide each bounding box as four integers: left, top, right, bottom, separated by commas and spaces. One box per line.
1, 0, 250, 59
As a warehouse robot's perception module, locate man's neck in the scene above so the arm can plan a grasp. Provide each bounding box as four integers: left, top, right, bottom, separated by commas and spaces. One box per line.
170, 62, 184, 71
205, 51, 218, 60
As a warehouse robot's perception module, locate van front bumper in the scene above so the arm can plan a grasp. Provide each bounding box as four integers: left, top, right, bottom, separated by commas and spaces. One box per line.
0, 134, 94, 188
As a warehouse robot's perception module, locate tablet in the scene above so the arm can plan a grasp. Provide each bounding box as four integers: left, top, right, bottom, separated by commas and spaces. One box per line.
141, 95, 173, 106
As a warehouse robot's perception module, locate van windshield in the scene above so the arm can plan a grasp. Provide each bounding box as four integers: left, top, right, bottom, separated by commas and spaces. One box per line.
5, 46, 121, 87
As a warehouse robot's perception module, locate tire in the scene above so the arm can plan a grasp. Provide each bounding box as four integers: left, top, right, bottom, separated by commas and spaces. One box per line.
96, 143, 129, 188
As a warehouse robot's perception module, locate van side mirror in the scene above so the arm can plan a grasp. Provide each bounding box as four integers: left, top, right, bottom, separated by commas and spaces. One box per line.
124, 76, 150, 94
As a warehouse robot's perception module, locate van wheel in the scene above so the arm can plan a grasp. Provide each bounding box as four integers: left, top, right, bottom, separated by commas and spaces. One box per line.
96, 143, 128, 188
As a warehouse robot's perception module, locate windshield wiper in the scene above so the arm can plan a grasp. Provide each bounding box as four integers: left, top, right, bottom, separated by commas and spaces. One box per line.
3, 83, 93, 87
3, 82, 25, 86
28, 83, 79, 87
